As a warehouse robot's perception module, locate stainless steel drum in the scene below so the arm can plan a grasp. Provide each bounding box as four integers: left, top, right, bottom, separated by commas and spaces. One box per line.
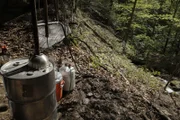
0, 54, 57, 120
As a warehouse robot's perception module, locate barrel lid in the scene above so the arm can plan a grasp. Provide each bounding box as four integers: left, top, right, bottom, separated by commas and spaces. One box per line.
0, 57, 54, 79
0, 58, 29, 75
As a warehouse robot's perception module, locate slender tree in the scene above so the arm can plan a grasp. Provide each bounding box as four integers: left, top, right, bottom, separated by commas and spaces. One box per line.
163, 0, 180, 54
122, 0, 138, 53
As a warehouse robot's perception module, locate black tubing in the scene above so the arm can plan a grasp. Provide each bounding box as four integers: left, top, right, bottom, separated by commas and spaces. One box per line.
31, 0, 40, 55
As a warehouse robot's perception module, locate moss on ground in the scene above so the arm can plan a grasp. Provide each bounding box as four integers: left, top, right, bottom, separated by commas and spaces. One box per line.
72, 9, 161, 92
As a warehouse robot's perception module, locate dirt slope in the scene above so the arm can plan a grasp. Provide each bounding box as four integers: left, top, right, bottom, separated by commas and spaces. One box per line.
0, 10, 180, 120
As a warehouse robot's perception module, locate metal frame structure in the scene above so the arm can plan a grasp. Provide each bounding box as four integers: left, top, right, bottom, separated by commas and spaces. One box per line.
31, 0, 60, 51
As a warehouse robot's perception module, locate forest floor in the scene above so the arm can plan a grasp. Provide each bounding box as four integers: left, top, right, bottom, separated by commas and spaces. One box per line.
0, 10, 180, 120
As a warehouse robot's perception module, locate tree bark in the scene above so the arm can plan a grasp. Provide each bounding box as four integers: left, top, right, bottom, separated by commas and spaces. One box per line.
122, 0, 138, 54
171, 29, 178, 49
110, 0, 114, 10
175, 38, 180, 55
163, 0, 180, 54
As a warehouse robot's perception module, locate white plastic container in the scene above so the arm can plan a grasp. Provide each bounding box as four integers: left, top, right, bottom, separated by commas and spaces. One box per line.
59, 64, 75, 92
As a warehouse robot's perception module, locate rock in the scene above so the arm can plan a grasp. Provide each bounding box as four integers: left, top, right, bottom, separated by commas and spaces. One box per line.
0, 104, 8, 112
12, 46, 19, 52
57, 112, 62, 119
79, 106, 85, 112
94, 93, 101, 98
67, 108, 73, 111
72, 111, 84, 120
87, 92, 93, 97
161, 109, 172, 116
83, 98, 90, 105
104, 93, 111, 99
80, 91, 86, 99
72, 111, 81, 118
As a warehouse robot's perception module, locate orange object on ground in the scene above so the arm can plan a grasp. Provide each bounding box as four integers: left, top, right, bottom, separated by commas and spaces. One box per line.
1, 45, 7, 49
1, 45, 7, 54
1, 45, 7, 50
56, 80, 61, 102
60, 80, 65, 99
56, 79, 65, 102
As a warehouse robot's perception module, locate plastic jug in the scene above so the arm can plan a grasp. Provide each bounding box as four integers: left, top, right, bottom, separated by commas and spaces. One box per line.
59, 63, 75, 92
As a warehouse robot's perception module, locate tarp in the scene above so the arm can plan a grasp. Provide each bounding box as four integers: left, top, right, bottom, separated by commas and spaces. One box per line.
38, 22, 71, 48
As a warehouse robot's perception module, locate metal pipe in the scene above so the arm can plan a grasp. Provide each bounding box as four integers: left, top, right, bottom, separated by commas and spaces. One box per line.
31, 0, 40, 55
38, 0, 40, 11
54, 0, 59, 21
44, 0, 49, 38
37, 21, 59, 26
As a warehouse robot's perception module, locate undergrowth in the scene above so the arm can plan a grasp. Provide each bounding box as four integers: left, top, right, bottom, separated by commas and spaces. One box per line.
73, 9, 161, 91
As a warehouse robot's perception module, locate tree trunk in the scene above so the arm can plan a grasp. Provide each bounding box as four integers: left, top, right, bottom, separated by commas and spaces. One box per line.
175, 38, 180, 55
163, 0, 180, 54
122, 0, 138, 54
59, 0, 66, 21
71, 0, 77, 22
171, 29, 178, 49
110, 0, 114, 10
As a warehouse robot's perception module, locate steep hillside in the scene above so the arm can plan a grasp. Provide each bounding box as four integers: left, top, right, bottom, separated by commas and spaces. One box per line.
0, 10, 180, 120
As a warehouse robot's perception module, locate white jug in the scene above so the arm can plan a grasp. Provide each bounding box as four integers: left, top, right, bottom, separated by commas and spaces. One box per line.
59, 64, 75, 91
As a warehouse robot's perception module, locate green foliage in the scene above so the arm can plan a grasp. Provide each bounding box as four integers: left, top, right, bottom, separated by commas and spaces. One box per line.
151, 70, 161, 76
73, 9, 161, 91
78, 0, 180, 76
90, 56, 101, 69
109, 0, 180, 63
133, 34, 155, 51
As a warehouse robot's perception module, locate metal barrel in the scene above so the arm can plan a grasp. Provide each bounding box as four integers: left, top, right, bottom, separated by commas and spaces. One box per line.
0, 56, 57, 120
